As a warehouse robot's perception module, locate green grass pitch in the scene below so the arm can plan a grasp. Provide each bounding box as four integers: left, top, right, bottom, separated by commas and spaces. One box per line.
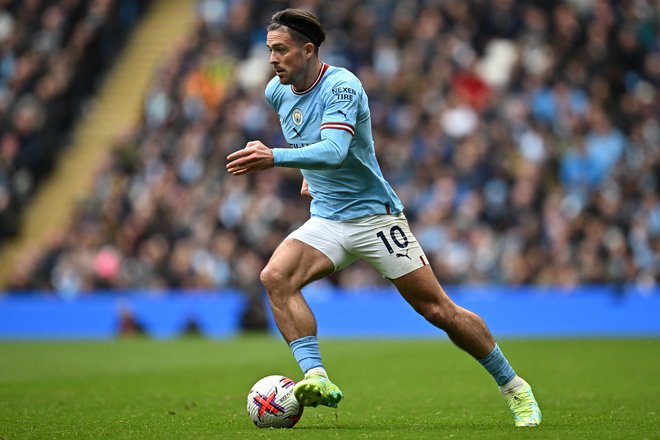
1, 337, 658, 439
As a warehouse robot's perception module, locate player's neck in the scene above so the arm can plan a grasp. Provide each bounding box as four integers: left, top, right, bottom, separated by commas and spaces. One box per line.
293, 59, 322, 92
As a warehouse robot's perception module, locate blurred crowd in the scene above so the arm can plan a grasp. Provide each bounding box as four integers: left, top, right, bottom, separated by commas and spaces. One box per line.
0, 0, 150, 243
5, 0, 660, 297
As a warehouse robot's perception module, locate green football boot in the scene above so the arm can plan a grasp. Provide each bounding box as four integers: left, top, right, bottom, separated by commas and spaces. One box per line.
293, 373, 343, 408
504, 379, 542, 427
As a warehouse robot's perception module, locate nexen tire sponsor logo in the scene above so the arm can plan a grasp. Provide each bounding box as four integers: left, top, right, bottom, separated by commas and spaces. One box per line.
332, 86, 356, 101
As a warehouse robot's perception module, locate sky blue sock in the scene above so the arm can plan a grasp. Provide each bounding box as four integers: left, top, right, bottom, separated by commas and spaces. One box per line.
289, 335, 324, 374
478, 344, 516, 386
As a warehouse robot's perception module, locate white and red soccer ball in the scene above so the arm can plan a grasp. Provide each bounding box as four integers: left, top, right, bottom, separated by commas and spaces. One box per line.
246, 375, 304, 428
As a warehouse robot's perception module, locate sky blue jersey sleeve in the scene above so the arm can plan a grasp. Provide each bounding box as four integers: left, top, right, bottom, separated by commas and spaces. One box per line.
271, 73, 360, 169
272, 130, 352, 169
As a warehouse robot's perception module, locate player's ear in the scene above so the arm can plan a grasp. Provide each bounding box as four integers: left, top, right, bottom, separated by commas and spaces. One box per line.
303, 42, 315, 59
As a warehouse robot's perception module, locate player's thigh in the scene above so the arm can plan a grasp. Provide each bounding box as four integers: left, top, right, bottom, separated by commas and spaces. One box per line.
348, 214, 429, 280
264, 238, 335, 291
267, 217, 353, 290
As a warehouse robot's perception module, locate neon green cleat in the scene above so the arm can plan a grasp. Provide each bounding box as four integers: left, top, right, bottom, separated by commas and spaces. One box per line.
504, 379, 542, 427
293, 373, 343, 408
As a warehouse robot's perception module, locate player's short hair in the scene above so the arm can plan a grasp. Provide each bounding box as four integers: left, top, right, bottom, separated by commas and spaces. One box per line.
268, 8, 326, 53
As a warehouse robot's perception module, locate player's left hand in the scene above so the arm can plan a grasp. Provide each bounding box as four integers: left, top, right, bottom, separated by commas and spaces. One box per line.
300, 178, 312, 199
226, 141, 275, 175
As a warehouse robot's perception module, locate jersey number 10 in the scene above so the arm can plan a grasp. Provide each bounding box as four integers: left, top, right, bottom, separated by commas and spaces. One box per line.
376, 226, 409, 254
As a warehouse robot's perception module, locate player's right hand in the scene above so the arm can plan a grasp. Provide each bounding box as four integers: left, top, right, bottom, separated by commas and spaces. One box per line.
226, 141, 275, 175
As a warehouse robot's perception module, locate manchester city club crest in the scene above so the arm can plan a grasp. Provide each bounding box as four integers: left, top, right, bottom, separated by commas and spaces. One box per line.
292, 108, 303, 125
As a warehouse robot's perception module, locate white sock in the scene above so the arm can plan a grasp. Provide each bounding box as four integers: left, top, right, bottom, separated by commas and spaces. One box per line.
305, 367, 328, 378
499, 375, 525, 394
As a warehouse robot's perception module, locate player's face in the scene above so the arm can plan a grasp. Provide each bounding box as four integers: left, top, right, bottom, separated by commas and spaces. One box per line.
266, 29, 310, 87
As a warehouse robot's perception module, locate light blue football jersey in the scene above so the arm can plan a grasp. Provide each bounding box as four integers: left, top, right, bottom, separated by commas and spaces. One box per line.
266, 63, 403, 221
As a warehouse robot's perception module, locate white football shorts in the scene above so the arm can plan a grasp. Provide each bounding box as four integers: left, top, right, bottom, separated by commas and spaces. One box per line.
287, 213, 429, 279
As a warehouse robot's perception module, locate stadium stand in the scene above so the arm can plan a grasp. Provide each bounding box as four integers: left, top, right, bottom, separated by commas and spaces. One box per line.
1, 0, 659, 296
0, 0, 151, 243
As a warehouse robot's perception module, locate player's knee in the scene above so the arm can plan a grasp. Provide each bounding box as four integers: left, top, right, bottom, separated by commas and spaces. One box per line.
259, 264, 289, 295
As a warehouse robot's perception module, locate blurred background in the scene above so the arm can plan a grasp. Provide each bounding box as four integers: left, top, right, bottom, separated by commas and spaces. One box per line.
0, 0, 658, 338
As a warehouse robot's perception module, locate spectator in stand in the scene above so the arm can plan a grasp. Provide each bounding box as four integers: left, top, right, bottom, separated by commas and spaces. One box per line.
0, 0, 151, 246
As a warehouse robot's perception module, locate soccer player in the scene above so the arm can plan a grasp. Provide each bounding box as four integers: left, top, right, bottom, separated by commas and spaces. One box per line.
226, 8, 542, 427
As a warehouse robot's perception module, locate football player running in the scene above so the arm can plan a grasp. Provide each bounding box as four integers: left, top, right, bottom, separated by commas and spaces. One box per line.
226, 8, 541, 427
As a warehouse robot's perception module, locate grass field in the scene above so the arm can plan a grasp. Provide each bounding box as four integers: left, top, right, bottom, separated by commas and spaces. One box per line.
0, 337, 658, 439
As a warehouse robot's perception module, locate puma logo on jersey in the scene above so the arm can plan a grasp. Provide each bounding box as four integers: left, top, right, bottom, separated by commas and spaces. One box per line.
396, 249, 411, 260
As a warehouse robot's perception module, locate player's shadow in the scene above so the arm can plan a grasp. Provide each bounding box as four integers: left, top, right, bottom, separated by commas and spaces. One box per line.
295, 420, 502, 430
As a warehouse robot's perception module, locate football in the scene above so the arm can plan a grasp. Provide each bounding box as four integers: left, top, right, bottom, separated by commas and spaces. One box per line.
246, 375, 304, 428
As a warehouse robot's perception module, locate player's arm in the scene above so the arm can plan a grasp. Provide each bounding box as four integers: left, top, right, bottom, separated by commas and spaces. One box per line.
271, 76, 359, 170
271, 129, 351, 169
225, 133, 351, 175
227, 76, 357, 174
